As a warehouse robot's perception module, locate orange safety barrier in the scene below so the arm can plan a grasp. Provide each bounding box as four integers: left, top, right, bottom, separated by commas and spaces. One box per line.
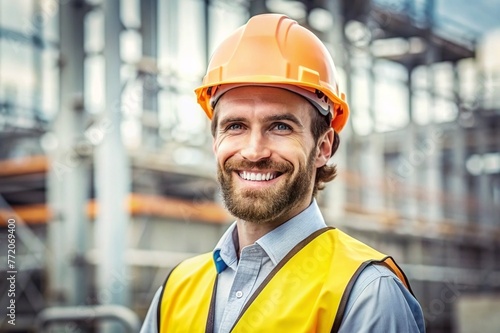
0, 194, 231, 226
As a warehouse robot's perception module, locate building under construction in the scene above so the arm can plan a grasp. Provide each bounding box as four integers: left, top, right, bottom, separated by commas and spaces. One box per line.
0, 0, 499, 332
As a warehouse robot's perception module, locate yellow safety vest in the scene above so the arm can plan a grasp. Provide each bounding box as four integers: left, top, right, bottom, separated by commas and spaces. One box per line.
157, 227, 412, 333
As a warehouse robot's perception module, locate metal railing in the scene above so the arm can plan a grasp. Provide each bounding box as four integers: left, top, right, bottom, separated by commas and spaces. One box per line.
35, 305, 141, 333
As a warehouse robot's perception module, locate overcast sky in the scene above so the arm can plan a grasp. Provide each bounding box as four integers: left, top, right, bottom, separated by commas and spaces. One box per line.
437, 0, 500, 34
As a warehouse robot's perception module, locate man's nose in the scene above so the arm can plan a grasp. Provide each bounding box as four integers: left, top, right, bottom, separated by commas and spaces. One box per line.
240, 131, 271, 162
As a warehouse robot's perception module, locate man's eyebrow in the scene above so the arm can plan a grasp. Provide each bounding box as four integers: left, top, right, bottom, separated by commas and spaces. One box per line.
217, 114, 304, 129
218, 116, 247, 129
265, 114, 304, 128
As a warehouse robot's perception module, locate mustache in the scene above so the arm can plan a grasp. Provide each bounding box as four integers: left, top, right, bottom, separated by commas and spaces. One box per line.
224, 158, 293, 173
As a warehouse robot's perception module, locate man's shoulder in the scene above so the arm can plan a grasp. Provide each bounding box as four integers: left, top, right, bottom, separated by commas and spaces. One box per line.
339, 264, 425, 333
351, 263, 400, 293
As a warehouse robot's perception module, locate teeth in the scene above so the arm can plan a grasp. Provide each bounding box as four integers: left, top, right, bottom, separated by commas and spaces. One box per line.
239, 171, 276, 181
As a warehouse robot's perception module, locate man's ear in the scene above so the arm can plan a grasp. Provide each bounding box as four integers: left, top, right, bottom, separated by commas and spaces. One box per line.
315, 128, 334, 168
211, 111, 219, 154
212, 135, 218, 155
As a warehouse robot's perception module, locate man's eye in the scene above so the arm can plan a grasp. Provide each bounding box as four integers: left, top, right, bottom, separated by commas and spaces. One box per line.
227, 123, 243, 131
274, 123, 291, 131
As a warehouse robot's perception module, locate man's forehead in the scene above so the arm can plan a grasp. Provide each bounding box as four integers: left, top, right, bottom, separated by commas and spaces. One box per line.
215, 86, 311, 117
222, 86, 303, 101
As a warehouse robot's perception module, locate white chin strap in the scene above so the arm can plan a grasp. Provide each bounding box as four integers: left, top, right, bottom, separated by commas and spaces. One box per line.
209, 83, 333, 116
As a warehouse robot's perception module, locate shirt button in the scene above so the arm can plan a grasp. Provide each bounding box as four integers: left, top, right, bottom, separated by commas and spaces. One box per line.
235, 291, 243, 298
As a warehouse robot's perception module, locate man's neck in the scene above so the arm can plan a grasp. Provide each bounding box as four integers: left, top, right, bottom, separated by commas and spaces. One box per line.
236, 219, 282, 253
234, 198, 315, 256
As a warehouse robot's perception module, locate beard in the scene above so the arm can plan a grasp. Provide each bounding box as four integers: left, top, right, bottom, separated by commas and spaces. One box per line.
217, 150, 316, 224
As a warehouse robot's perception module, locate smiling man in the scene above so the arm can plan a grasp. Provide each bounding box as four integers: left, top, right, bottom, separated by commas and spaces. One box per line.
140, 13, 425, 333
214, 86, 330, 230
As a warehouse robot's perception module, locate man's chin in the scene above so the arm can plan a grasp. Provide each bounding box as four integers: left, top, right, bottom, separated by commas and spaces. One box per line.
219, 164, 314, 224
224, 194, 280, 222
229, 206, 281, 225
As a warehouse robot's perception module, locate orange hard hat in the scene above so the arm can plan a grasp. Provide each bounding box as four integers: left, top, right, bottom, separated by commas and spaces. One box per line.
195, 13, 349, 133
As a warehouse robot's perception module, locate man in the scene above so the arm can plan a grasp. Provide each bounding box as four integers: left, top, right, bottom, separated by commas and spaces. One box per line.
141, 13, 425, 333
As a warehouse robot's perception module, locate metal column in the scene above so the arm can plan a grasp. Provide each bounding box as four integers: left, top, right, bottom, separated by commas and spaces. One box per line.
156, 0, 180, 147
401, 126, 419, 220
141, 0, 159, 150
33, 0, 44, 123
48, 0, 89, 306
202, 0, 211, 68
360, 135, 385, 211
321, 0, 348, 219
424, 0, 443, 224
249, 0, 267, 16
474, 115, 492, 227
361, 33, 384, 211
451, 63, 468, 225
400, 68, 418, 220
95, 1, 130, 332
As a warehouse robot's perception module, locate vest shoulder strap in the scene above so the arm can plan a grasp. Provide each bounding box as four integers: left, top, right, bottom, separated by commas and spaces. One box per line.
158, 252, 216, 333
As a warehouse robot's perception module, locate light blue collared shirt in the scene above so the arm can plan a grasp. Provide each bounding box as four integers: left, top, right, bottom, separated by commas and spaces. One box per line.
212, 200, 327, 331
140, 200, 425, 332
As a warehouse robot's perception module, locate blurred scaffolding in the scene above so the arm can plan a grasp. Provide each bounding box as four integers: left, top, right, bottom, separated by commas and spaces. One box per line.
0, 0, 499, 332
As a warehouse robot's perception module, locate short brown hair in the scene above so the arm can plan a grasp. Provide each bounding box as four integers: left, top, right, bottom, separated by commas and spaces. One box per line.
310, 107, 339, 196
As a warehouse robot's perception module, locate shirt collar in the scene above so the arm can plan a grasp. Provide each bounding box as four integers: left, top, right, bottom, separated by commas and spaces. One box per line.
213, 199, 327, 273
213, 223, 238, 273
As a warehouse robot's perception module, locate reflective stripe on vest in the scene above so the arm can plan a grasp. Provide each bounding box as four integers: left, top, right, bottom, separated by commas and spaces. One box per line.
158, 227, 412, 333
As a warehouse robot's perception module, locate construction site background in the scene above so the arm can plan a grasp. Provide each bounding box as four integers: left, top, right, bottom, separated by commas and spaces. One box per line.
0, 0, 499, 332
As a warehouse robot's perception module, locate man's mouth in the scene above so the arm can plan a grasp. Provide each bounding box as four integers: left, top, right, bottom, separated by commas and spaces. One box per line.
238, 171, 280, 181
